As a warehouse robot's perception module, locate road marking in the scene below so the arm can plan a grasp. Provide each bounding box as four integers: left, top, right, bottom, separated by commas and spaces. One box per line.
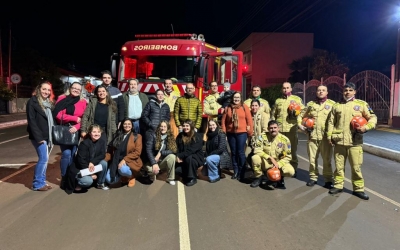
177, 181, 191, 250
0, 164, 27, 167
0, 135, 28, 145
0, 163, 36, 183
297, 155, 400, 207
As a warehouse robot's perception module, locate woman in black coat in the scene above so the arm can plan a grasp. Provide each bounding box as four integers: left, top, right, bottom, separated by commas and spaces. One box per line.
141, 89, 170, 134
203, 120, 231, 183
26, 81, 55, 191
175, 119, 204, 186
64, 124, 108, 194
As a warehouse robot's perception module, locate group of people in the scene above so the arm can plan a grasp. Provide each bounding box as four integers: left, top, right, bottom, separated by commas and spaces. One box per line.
26, 72, 377, 200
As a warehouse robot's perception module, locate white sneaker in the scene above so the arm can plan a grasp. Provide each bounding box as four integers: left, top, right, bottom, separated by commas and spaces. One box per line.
168, 180, 176, 186
97, 183, 110, 190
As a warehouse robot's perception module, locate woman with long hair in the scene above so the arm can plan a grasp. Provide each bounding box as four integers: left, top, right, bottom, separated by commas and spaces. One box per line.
53, 82, 87, 188
203, 120, 231, 183
64, 124, 108, 194
81, 85, 117, 145
26, 81, 55, 191
176, 119, 204, 186
221, 91, 253, 181
145, 120, 177, 185
105, 118, 143, 188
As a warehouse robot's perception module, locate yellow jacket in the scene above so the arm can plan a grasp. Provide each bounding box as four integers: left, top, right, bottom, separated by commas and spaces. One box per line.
327, 99, 377, 146
253, 133, 292, 168
203, 92, 221, 121
271, 95, 305, 132
164, 90, 180, 112
301, 99, 335, 140
244, 97, 271, 118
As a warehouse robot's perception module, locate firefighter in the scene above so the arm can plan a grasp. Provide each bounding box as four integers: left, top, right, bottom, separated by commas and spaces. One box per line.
163, 78, 180, 137
300, 85, 335, 188
204, 81, 224, 122
327, 82, 377, 200
250, 120, 295, 189
271, 82, 305, 177
244, 85, 271, 116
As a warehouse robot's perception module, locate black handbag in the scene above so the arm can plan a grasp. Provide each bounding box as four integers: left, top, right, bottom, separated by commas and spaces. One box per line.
52, 115, 80, 146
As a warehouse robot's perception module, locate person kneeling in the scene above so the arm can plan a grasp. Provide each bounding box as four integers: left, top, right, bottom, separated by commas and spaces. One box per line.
105, 118, 143, 188
64, 124, 108, 194
145, 121, 178, 185
250, 120, 294, 189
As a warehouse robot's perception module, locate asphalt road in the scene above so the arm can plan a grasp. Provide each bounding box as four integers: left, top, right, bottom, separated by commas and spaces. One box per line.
0, 125, 399, 250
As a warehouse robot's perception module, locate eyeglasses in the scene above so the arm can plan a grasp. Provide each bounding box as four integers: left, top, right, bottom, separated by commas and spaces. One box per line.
186, 88, 195, 90
210, 85, 218, 87
71, 87, 82, 92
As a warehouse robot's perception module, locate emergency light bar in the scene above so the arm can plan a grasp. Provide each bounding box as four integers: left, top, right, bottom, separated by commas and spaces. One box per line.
135, 33, 193, 38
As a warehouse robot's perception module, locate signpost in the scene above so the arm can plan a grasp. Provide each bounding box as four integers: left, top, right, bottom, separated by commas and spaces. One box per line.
10, 73, 21, 113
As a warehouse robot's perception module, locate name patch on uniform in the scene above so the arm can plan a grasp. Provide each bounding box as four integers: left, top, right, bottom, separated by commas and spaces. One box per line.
325, 105, 330, 110
353, 105, 360, 111
277, 142, 283, 148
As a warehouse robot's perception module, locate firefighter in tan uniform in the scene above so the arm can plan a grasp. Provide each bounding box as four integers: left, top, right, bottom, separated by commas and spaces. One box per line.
271, 82, 305, 177
163, 79, 180, 137
203, 81, 223, 140
250, 120, 295, 189
327, 82, 377, 200
244, 85, 271, 116
300, 85, 334, 188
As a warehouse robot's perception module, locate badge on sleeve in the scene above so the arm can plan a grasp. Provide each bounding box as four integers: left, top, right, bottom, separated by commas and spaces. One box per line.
367, 105, 374, 114
325, 105, 330, 110
287, 144, 291, 149
353, 105, 360, 111
173, 96, 177, 99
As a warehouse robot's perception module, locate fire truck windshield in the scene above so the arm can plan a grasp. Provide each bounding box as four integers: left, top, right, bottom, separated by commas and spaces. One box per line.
120, 56, 196, 83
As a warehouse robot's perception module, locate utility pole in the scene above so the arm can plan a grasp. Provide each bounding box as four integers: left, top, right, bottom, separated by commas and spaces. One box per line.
396, 21, 400, 82
8, 23, 11, 87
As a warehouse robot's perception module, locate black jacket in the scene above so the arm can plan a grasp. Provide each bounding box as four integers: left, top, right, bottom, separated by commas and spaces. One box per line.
176, 132, 204, 160
64, 138, 106, 194
26, 96, 50, 143
141, 98, 170, 132
217, 90, 234, 108
146, 133, 176, 166
205, 132, 231, 170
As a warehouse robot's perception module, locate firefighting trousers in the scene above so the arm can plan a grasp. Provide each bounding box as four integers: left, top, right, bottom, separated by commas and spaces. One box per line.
282, 130, 298, 169
251, 154, 295, 178
307, 138, 333, 182
333, 145, 364, 192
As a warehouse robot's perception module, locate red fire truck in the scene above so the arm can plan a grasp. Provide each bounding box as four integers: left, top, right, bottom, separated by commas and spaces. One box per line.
110, 33, 247, 117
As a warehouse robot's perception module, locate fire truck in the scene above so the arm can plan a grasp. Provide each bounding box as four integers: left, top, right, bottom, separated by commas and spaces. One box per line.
110, 33, 247, 119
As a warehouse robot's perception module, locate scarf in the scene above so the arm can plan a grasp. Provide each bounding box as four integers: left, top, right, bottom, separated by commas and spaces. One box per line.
109, 133, 130, 183
42, 100, 54, 149
230, 104, 241, 131
52, 95, 80, 124
283, 92, 292, 98
206, 129, 219, 154
165, 89, 173, 95
316, 96, 327, 104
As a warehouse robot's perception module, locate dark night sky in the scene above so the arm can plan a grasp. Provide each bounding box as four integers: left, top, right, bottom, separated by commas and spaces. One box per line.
1, 0, 399, 77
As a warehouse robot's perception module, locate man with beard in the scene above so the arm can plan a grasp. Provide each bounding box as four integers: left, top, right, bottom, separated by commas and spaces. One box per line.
100, 70, 125, 127
163, 78, 180, 137
174, 83, 203, 132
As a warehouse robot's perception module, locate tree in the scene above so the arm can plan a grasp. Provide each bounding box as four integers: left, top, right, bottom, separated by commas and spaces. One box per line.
0, 78, 16, 101
12, 48, 64, 96
260, 84, 282, 108
288, 50, 349, 83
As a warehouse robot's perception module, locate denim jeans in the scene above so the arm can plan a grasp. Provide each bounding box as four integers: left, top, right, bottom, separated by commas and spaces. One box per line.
59, 144, 77, 177
205, 155, 220, 181
227, 132, 248, 177
105, 164, 132, 184
76, 160, 108, 188
31, 140, 49, 190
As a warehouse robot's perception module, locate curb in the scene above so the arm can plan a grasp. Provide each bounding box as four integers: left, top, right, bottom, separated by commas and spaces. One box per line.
0, 120, 27, 129
362, 143, 400, 163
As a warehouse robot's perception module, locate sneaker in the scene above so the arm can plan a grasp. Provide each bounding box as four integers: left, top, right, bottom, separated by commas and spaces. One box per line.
97, 183, 110, 190
168, 180, 176, 186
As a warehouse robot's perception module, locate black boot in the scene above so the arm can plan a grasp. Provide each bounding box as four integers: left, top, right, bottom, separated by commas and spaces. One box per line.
329, 187, 343, 194
352, 191, 369, 200
323, 182, 333, 189
306, 180, 317, 187
60, 176, 66, 190
276, 177, 286, 189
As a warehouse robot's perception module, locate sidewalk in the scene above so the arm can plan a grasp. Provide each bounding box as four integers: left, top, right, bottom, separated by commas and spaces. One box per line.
0, 113, 27, 129
0, 113, 399, 162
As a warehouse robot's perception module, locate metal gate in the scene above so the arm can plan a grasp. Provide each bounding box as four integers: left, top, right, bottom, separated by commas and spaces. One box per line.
349, 71, 391, 124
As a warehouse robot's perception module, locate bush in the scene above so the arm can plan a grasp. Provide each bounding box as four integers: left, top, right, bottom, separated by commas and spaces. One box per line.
0, 79, 16, 101
260, 84, 282, 108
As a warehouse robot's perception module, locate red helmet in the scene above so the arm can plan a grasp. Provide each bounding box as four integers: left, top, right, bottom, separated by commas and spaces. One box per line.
302, 117, 315, 129
351, 116, 367, 130
267, 166, 281, 182
288, 102, 301, 116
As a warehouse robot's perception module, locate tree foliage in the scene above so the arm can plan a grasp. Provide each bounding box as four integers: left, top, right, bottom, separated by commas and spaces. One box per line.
0, 78, 16, 101
260, 84, 282, 107
12, 48, 64, 96
288, 50, 349, 83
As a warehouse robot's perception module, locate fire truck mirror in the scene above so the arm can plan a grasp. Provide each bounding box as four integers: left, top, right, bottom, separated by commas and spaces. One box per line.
197, 57, 207, 78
